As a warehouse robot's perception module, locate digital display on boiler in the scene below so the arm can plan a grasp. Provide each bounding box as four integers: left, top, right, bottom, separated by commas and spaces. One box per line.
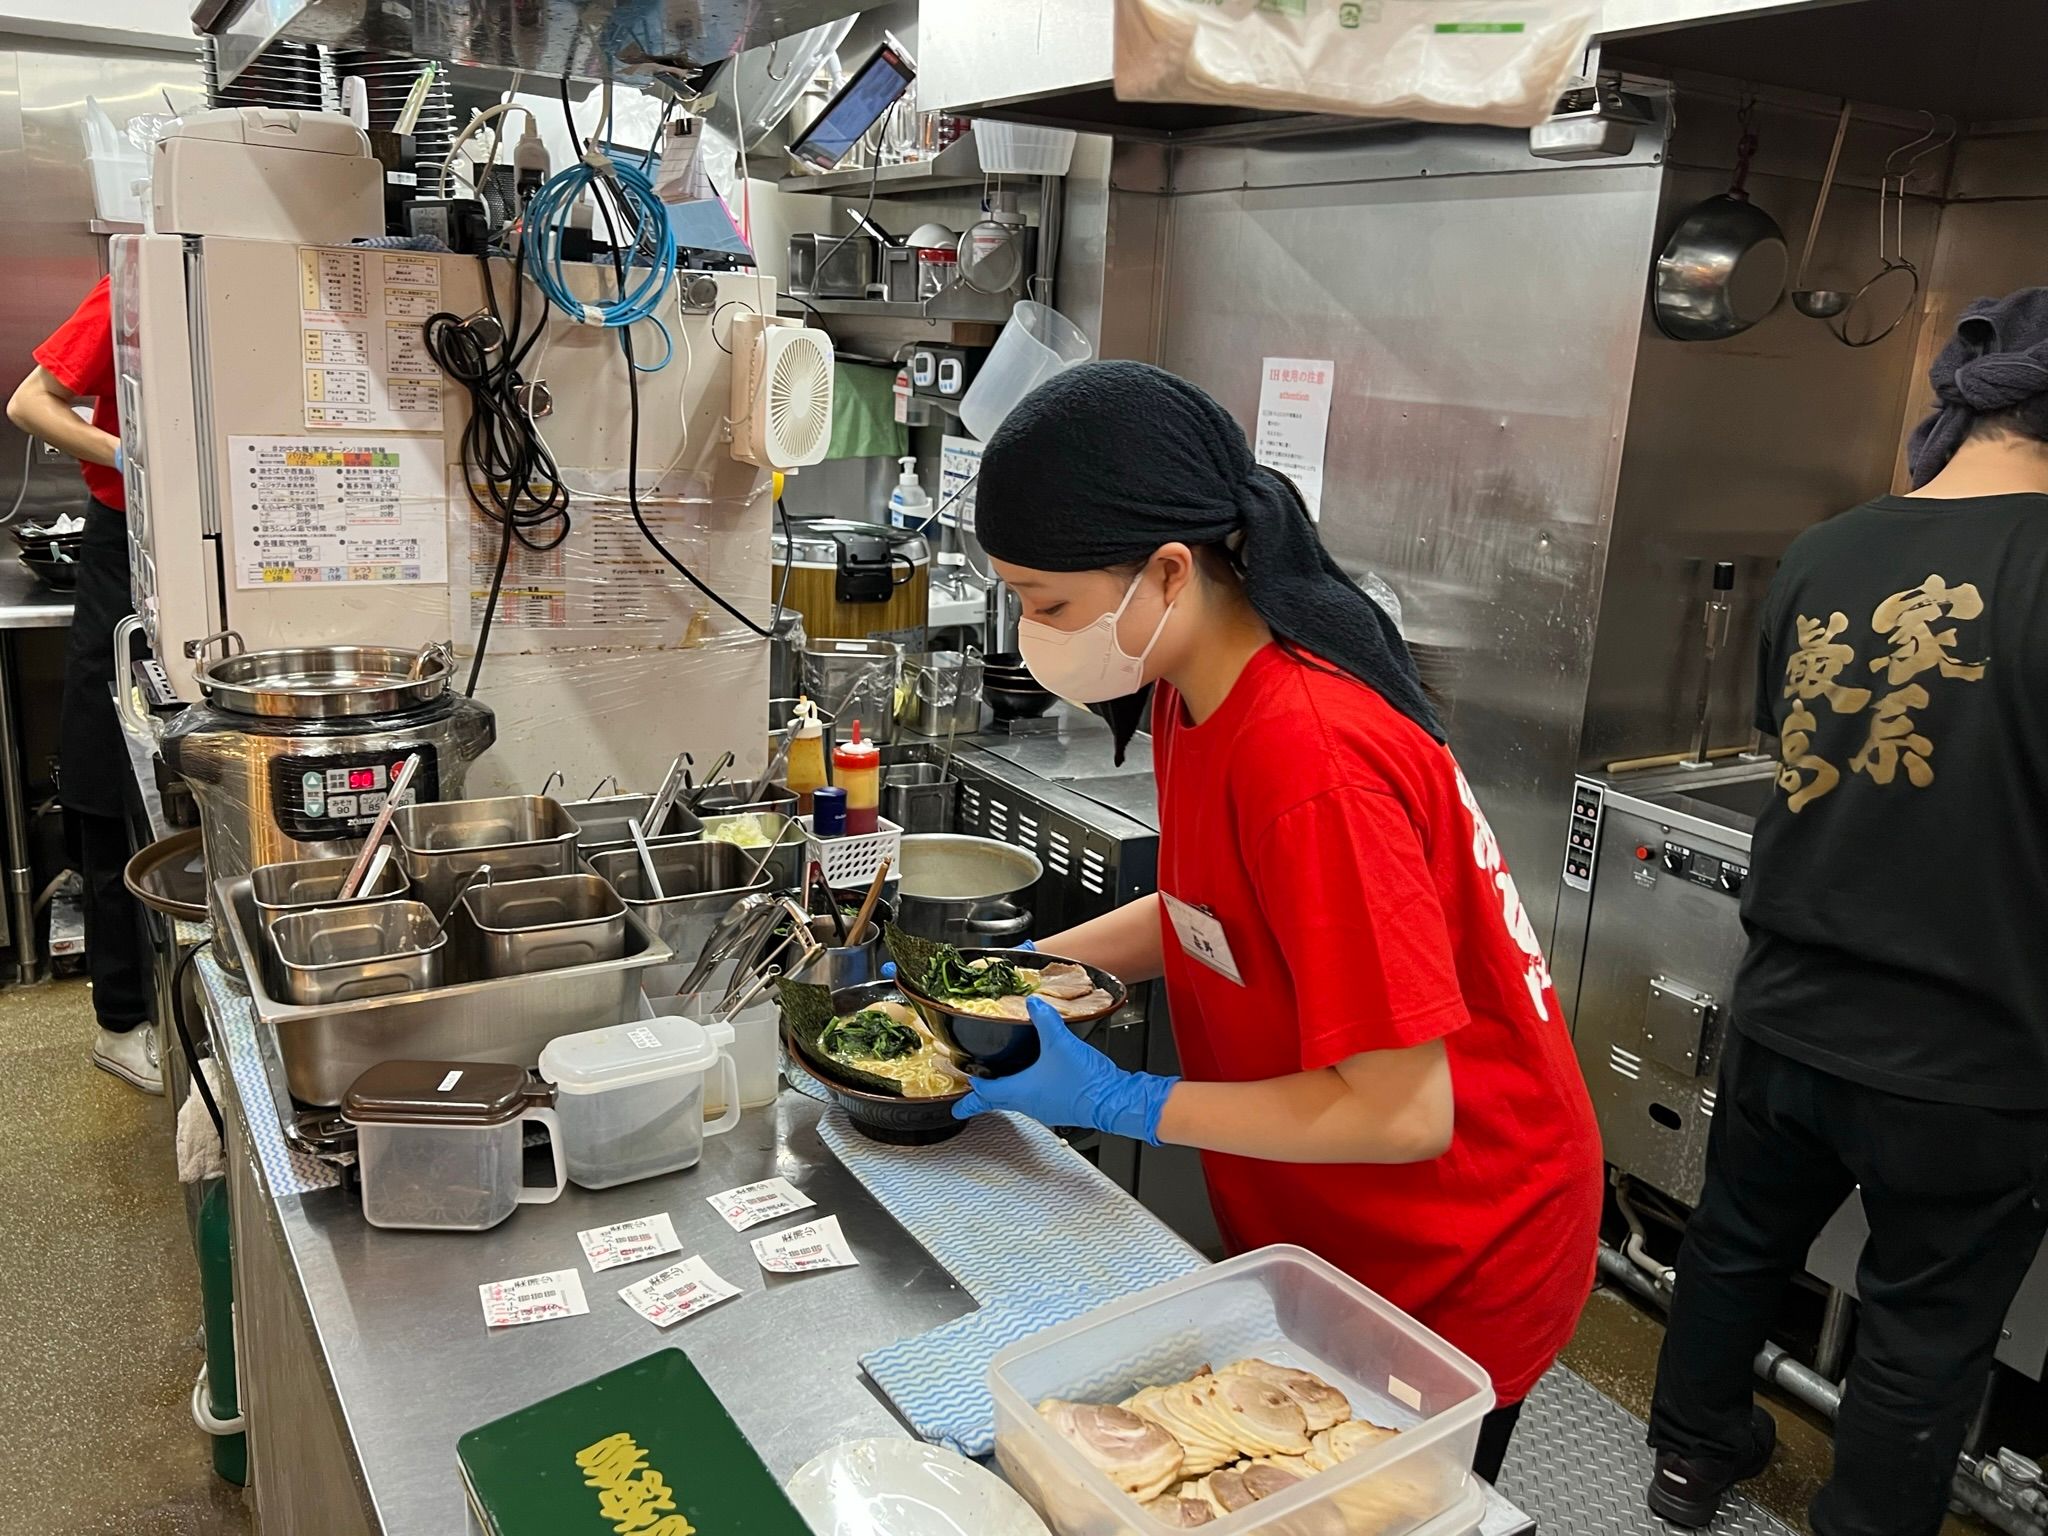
348, 767, 379, 791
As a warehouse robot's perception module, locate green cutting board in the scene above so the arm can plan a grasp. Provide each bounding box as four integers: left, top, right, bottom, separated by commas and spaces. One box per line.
457, 1349, 813, 1535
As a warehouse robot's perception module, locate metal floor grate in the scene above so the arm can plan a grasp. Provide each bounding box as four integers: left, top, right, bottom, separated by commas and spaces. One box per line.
1499, 1367, 1801, 1535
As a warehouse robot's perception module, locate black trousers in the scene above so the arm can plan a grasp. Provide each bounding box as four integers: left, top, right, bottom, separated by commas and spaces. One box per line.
1649, 1034, 2048, 1536
1473, 1400, 1522, 1484
59, 497, 147, 1030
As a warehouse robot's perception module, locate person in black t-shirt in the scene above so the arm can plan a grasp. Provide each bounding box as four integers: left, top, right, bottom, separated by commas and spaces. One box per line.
1644, 289, 2048, 1536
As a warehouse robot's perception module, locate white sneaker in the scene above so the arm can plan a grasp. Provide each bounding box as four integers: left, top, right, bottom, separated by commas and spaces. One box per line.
93, 1024, 163, 1095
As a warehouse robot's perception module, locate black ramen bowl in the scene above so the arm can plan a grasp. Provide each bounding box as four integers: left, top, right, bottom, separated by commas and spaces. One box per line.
782, 978, 968, 1145
986, 684, 1057, 723
893, 948, 1128, 1077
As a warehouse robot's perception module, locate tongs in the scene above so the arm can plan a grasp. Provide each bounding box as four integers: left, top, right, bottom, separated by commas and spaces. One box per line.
684, 750, 737, 812
337, 752, 421, 900
643, 752, 689, 838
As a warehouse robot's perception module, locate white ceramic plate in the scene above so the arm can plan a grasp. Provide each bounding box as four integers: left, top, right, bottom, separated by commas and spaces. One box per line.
786, 1437, 1053, 1536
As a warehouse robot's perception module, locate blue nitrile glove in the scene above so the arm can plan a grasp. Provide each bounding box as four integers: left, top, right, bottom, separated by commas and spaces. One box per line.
113, 443, 124, 473
882, 939, 1033, 980
952, 995, 1178, 1145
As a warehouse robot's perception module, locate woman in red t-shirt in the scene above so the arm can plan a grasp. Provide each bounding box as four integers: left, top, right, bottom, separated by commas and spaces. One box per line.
956, 362, 1603, 1481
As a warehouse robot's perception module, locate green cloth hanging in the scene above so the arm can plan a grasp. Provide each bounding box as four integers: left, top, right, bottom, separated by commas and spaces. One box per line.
826, 361, 908, 461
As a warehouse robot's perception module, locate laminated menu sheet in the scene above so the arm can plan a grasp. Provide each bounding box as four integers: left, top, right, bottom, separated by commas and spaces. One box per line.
228, 435, 448, 588
299, 247, 444, 431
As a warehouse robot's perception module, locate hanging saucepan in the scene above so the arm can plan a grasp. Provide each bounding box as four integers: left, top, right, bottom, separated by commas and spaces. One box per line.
1652, 110, 1789, 342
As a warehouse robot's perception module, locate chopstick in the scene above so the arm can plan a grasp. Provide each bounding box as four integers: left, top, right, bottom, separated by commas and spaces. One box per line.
848, 856, 891, 946
338, 752, 421, 899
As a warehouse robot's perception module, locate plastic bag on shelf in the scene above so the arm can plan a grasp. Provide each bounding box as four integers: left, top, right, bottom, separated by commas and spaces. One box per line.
1113, 0, 1600, 129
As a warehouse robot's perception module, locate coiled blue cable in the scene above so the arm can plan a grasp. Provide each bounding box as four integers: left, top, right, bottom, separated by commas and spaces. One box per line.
522, 153, 677, 365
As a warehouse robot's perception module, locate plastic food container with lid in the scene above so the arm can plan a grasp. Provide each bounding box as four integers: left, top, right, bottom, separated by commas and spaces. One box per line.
988, 1245, 1493, 1536
341, 1060, 566, 1232
538, 1015, 740, 1190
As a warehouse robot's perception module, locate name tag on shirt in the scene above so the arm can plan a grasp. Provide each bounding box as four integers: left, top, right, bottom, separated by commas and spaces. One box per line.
1163, 892, 1244, 985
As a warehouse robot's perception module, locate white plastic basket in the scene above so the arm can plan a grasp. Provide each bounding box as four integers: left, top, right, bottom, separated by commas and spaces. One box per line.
973, 119, 1078, 177
801, 815, 903, 888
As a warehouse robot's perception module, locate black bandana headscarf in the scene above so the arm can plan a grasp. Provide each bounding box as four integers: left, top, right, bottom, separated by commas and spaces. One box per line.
975, 360, 1441, 762
1908, 287, 2048, 486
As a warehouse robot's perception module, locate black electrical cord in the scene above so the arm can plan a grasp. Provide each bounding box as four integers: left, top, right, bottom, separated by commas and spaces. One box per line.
425, 239, 568, 696
169, 939, 224, 1141
565, 72, 785, 644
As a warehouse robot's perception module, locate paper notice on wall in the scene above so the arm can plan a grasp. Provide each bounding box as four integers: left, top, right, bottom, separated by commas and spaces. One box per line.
938, 435, 983, 532
230, 436, 448, 589
299, 248, 443, 430
451, 479, 707, 654
1254, 358, 1336, 521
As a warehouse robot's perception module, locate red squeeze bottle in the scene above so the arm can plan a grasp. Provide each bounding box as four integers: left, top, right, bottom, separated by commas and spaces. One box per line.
832, 720, 882, 836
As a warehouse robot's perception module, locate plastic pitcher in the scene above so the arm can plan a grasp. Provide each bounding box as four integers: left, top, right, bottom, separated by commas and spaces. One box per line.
959, 301, 1093, 442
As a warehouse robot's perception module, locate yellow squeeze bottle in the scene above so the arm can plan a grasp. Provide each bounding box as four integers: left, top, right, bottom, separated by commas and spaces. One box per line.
782, 699, 829, 814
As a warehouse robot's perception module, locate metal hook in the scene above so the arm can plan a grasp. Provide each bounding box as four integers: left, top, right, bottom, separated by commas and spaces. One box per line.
538, 770, 564, 799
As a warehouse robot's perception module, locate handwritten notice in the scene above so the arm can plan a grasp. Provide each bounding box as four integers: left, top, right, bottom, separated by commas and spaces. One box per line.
619, 1256, 741, 1328
479, 1269, 589, 1329
709, 1177, 815, 1231
577, 1213, 684, 1273
1254, 357, 1336, 522
752, 1215, 858, 1274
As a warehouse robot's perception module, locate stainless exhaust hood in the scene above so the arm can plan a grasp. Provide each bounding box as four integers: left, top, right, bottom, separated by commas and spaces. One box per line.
199, 0, 869, 93
918, 0, 1867, 141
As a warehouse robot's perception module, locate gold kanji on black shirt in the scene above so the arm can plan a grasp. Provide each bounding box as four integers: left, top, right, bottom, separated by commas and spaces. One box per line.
1779, 575, 1988, 811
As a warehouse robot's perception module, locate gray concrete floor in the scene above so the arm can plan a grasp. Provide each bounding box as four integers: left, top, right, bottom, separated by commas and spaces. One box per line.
0, 976, 251, 1535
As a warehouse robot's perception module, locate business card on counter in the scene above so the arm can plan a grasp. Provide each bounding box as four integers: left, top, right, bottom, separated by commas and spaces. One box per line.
619, 1256, 741, 1329
752, 1214, 859, 1275
480, 1269, 590, 1329
708, 1176, 815, 1231
577, 1213, 683, 1272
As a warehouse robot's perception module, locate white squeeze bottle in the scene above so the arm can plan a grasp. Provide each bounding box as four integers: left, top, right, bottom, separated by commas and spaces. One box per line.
887, 456, 932, 529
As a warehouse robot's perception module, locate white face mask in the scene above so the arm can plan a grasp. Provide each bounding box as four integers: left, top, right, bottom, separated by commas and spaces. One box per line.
1016, 569, 1176, 704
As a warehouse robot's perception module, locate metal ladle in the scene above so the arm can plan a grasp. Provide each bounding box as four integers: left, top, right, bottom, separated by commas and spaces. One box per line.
1791, 101, 1853, 320
1827, 112, 1954, 349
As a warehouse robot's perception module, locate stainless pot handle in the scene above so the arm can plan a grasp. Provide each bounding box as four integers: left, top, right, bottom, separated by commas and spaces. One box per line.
112, 615, 152, 739
964, 909, 1032, 940
182, 628, 245, 661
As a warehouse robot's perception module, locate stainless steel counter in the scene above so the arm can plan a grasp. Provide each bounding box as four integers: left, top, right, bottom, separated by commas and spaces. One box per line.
216, 1043, 973, 1535
953, 705, 1159, 832
0, 560, 73, 629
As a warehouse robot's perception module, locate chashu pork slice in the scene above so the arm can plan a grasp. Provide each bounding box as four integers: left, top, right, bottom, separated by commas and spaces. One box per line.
1123, 1381, 1238, 1477
1037, 1399, 1184, 1503
1304, 1419, 1401, 1473
1143, 1494, 1217, 1527
1220, 1358, 1353, 1434
1193, 1372, 1312, 1458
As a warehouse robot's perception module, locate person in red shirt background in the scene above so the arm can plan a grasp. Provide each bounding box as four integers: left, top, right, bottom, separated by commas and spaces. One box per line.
955, 362, 1603, 1481
7, 275, 156, 1092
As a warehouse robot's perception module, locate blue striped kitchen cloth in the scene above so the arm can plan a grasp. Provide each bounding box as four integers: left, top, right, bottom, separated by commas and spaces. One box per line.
197, 950, 342, 1196
816, 1109, 1205, 1456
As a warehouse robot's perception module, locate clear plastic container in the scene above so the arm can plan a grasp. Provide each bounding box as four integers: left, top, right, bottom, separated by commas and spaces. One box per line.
987, 1245, 1493, 1536
673, 990, 782, 1113
958, 301, 1094, 443
973, 120, 1079, 176
538, 1015, 739, 1190
343, 1061, 566, 1232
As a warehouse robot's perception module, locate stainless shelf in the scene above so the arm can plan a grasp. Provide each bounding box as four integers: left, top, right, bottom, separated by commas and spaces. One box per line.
777, 135, 985, 198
